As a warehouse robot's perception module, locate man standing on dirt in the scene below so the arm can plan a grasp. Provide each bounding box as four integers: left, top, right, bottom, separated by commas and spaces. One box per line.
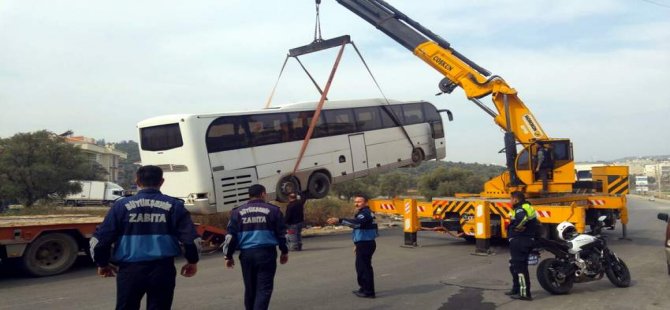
285, 192, 306, 251
90, 165, 200, 310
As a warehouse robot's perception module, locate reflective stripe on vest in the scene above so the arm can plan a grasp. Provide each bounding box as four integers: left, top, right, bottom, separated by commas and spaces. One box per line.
509, 203, 537, 227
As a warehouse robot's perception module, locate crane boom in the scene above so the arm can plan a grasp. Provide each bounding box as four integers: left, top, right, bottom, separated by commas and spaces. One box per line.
336, 0, 575, 195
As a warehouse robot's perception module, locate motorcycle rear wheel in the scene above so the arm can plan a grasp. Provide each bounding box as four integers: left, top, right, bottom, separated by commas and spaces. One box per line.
536, 258, 574, 295
605, 256, 631, 288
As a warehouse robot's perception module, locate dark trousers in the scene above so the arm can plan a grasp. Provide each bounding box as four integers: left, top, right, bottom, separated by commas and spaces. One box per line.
239, 247, 278, 310
509, 237, 534, 298
537, 169, 550, 192
355, 240, 376, 295
116, 258, 176, 310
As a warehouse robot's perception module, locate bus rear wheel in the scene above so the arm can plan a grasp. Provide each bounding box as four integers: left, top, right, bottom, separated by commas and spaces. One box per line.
307, 172, 330, 199
276, 176, 300, 202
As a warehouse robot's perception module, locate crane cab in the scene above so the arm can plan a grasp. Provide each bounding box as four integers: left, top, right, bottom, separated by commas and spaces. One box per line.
514, 139, 575, 194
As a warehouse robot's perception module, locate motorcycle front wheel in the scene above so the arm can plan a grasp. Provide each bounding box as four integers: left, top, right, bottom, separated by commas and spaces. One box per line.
605, 254, 631, 288
536, 258, 574, 295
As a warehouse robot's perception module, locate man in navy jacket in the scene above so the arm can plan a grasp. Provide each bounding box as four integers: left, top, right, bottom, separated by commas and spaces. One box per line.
223, 184, 289, 310
328, 193, 378, 298
90, 165, 200, 310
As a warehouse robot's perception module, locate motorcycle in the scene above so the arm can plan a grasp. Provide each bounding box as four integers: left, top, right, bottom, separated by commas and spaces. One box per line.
533, 215, 631, 294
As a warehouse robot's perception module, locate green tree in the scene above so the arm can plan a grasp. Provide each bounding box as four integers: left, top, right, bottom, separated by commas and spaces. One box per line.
378, 171, 414, 197
331, 175, 379, 200
0, 130, 98, 206
417, 166, 487, 200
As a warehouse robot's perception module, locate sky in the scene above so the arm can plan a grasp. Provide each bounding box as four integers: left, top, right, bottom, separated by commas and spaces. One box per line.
1, 0, 669, 164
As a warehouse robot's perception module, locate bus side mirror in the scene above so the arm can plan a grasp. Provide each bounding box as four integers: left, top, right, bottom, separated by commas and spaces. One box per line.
438, 109, 453, 122
658, 213, 669, 222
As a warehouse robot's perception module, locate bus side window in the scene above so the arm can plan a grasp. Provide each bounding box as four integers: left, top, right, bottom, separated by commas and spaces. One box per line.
289, 111, 327, 139
402, 103, 424, 125
324, 109, 355, 136
248, 113, 286, 147
206, 116, 249, 152
289, 112, 309, 141
354, 107, 382, 131
380, 105, 404, 128
280, 120, 291, 142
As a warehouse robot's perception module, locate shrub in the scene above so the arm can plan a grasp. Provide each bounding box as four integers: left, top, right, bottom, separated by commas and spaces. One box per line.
303, 197, 355, 226
192, 197, 355, 228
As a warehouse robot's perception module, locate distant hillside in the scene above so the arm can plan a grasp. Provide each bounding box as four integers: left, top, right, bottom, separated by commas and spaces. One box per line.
331, 160, 506, 200
611, 155, 670, 162
113, 140, 140, 189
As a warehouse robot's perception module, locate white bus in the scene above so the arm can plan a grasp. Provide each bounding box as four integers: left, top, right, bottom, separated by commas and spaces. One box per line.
137, 98, 447, 214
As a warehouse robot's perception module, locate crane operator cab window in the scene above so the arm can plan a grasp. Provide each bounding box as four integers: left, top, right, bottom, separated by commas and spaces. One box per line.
516, 139, 572, 175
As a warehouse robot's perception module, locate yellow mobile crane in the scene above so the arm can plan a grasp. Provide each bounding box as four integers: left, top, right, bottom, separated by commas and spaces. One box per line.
335, 0, 629, 251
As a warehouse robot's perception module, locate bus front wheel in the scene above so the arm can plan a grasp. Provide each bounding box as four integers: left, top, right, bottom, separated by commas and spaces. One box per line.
276, 176, 300, 202
411, 148, 424, 167
307, 172, 330, 199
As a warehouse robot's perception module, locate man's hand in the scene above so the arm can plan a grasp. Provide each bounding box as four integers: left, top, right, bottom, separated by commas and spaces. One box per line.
279, 253, 288, 265
514, 225, 526, 232
225, 258, 235, 269
180, 263, 197, 277
326, 217, 339, 225
97, 265, 118, 278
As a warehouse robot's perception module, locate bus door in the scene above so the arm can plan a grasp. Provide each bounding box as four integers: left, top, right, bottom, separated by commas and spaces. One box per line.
348, 134, 368, 173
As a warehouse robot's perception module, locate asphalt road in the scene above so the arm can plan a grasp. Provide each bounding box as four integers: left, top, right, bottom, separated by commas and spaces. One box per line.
1, 196, 669, 310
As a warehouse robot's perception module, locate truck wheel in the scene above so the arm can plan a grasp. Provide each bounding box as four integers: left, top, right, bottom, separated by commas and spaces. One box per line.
22, 233, 79, 277
307, 172, 330, 199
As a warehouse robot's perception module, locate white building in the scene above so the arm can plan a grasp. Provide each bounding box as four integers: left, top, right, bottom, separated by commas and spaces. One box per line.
66, 136, 127, 183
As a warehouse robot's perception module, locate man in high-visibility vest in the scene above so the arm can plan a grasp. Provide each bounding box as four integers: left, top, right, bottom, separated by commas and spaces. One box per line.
505, 191, 539, 301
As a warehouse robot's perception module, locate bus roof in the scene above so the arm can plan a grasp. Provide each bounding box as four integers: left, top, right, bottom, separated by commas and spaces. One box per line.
138, 98, 426, 127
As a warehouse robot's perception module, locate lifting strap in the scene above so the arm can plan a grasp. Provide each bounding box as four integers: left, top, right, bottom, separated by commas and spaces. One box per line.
291, 41, 347, 175
349, 42, 414, 149
270, 0, 414, 176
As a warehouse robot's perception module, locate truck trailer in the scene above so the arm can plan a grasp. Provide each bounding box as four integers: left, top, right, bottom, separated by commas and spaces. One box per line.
0, 214, 104, 276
